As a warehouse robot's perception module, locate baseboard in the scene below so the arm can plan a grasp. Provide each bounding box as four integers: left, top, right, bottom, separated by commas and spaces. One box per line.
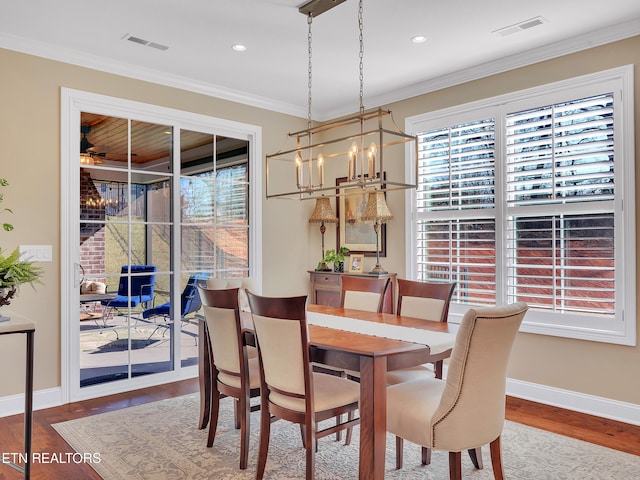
1, 379, 639, 426
0, 386, 64, 417
506, 378, 640, 426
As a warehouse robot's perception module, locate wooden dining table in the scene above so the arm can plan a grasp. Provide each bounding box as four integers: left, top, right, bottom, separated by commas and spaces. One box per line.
198, 303, 457, 480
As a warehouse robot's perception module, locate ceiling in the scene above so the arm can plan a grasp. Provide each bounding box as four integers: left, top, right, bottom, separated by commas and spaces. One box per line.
1, 0, 639, 120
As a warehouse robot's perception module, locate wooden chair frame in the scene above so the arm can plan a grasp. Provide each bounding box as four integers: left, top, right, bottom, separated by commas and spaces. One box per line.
340, 275, 390, 313
198, 286, 260, 470
247, 292, 360, 480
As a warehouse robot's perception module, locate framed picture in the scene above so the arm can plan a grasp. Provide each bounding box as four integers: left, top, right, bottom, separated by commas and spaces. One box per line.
348, 254, 364, 274
336, 174, 386, 257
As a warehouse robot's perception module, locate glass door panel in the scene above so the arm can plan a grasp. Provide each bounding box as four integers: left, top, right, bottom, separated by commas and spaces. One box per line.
79, 113, 175, 388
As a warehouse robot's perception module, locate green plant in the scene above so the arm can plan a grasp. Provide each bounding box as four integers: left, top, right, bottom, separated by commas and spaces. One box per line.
317, 247, 350, 271
0, 247, 43, 290
0, 178, 14, 232
0, 177, 43, 295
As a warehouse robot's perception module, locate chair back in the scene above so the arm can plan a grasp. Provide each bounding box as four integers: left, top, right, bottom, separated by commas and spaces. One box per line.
397, 279, 456, 322
246, 292, 311, 403
199, 287, 247, 387
431, 302, 528, 451
340, 275, 390, 313
116, 265, 156, 302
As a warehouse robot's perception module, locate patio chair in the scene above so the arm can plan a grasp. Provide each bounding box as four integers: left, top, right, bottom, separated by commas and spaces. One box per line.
100, 265, 157, 326
142, 273, 209, 341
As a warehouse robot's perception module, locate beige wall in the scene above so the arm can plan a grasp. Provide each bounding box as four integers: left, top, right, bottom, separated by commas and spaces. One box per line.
0, 35, 638, 409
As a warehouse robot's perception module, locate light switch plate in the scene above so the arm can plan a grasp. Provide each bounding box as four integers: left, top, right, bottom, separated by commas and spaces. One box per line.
19, 245, 53, 262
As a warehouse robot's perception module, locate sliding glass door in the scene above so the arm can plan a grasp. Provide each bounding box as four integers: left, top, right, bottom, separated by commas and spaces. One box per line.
62, 89, 261, 402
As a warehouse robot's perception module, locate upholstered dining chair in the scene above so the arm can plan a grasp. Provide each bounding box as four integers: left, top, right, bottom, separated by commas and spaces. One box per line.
246, 291, 360, 480
340, 275, 390, 312
385, 279, 456, 385
198, 286, 261, 470
386, 302, 528, 480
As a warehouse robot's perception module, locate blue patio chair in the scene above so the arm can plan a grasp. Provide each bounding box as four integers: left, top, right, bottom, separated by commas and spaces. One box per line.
142, 273, 209, 341
100, 265, 157, 327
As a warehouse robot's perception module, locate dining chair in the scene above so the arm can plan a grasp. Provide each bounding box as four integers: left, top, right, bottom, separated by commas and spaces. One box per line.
385, 278, 456, 385
386, 302, 528, 480
246, 291, 360, 480
198, 286, 261, 470
340, 275, 390, 313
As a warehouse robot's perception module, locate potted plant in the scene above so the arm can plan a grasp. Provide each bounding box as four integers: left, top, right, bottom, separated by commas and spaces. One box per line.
317, 247, 350, 273
0, 178, 43, 319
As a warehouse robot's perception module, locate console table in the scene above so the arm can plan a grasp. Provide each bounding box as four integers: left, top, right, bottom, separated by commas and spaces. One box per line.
308, 270, 396, 313
0, 312, 35, 479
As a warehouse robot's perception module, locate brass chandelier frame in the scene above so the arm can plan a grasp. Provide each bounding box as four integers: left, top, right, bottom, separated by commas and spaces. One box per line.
265, 0, 418, 201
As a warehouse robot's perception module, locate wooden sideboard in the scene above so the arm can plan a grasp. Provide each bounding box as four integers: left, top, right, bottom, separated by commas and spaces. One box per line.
308, 270, 397, 313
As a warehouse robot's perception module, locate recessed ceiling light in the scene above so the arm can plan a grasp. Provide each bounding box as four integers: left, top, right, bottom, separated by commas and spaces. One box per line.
411, 35, 427, 44
232, 44, 247, 52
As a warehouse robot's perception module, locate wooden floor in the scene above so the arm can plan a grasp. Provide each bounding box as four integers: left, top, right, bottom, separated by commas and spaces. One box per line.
1, 378, 639, 479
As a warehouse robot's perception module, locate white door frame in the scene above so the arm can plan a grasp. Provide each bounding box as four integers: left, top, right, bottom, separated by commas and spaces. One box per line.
60, 88, 262, 403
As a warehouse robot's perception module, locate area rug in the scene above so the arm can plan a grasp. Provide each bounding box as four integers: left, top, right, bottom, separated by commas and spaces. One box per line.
53, 393, 640, 479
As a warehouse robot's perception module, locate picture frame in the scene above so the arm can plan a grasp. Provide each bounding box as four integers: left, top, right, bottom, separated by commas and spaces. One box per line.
336, 174, 386, 257
348, 254, 364, 274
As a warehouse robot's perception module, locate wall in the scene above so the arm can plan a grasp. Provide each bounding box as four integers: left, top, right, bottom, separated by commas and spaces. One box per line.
0, 34, 638, 418
381, 36, 640, 408
0, 47, 310, 400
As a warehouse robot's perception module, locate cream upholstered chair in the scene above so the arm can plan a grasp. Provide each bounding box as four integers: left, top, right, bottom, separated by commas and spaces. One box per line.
386, 302, 528, 480
198, 286, 261, 470
340, 275, 390, 313
246, 292, 360, 480
385, 279, 456, 385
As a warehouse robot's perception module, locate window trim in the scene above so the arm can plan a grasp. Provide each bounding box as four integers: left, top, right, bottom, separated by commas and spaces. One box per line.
405, 65, 635, 345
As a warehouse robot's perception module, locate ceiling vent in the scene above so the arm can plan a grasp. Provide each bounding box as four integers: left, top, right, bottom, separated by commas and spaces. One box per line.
493, 16, 547, 37
122, 34, 169, 51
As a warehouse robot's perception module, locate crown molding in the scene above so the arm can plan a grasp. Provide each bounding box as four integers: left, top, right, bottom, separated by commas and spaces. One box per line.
319, 18, 640, 120
2, 17, 639, 123
0, 32, 307, 119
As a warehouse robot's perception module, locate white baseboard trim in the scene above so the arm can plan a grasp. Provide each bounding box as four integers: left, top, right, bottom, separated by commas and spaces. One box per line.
0, 387, 64, 417
1, 379, 639, 427
506, 378, 640, 426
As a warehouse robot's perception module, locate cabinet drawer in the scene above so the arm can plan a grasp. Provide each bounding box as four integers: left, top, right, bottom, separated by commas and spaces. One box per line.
312, 273, 341, 286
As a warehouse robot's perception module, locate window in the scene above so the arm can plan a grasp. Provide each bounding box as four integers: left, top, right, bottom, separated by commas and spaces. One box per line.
406, 66, 635, 345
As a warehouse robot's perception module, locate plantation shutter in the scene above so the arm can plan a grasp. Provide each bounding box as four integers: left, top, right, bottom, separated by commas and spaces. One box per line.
416, 119, 496, 304
504, 94, 615, 315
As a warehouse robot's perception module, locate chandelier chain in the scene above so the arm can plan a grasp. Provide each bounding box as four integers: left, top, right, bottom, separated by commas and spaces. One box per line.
307, 13, 313, 128
358, 0, 364, 113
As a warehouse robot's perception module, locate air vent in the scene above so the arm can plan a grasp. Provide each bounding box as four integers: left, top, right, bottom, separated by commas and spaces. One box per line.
122, 34, 169, 51
493, 16, 547, 37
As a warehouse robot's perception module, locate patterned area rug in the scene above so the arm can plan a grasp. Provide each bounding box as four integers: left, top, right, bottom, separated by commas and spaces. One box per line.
53, 393, 640, 479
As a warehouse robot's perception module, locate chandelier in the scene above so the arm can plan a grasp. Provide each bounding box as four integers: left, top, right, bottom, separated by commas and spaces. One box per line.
266, 0, 418, 200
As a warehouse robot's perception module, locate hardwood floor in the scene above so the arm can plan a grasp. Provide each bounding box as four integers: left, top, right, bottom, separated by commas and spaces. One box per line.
1, 378, 638, 479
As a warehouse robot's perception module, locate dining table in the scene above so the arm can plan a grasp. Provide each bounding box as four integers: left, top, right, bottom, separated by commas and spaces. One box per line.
198, 303, 457, 480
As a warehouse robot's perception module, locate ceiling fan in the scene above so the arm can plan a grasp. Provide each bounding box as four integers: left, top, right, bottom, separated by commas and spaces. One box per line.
80, 125, 135, 164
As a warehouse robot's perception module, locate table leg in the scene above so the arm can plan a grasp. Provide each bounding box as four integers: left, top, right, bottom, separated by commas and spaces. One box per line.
24, 330, 34, 480
358, 355, 387, 480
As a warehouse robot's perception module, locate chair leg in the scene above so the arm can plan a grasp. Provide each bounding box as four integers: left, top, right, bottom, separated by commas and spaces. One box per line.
434, 360, 444, 379
421, 446, 431, 465
449, 451, 462, 480
489, 436, 504, 480
239, 393, 250, 470
395, 436, 403, 469
468, 447, 483, 469
206, 392, 221, 448
304, 420, 316, 480
256, 402, 271, 480
233, 399, 241, 429
344, 411, 354, 445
